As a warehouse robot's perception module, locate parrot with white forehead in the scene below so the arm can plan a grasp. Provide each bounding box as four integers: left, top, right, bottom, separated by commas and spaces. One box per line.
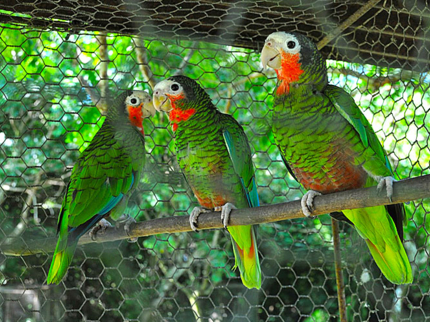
260, 31, 412, 284
47, 90, 156, 284
153, 75, 261, 289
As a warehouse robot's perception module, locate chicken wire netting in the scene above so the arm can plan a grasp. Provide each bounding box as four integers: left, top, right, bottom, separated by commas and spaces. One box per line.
0, 6, 429, 322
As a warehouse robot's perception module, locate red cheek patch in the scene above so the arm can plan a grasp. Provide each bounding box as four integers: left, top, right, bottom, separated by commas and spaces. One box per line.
166, 93, 196, 132
127, 104, 144, 135
275, 51, 304, 96
169, 108, 196, 123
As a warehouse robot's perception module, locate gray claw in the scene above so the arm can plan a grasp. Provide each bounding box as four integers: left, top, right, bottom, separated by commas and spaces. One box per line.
219, 203, 236, 229
115, 214, 137, 242
122, 215, 137, 243
377, 176, 395, 202
124, 216, 136, 234
190, 207, 207, 232
300, 190, 322, 217
89, 218, 112, 241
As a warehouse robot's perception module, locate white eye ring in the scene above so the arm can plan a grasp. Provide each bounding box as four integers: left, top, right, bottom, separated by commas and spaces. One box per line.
286, 40, 297, 49
127, 95, 141, 106
171, 83, 180, 91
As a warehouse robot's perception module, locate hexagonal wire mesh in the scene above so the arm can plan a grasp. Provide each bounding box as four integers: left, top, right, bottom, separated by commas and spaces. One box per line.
0, 6, 429, 322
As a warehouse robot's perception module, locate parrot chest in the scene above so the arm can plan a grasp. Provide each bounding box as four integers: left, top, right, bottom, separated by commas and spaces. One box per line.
273, 93, 368, 193
175, 128, 246, 209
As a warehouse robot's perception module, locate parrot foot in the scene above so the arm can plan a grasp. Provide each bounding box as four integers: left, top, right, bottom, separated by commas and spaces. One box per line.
121, 215, 138, 243
301, 190, 322, 217
189, 207, 211, 232
215, 203, 237, 229
89, 219, 112, 241
377, 176, 396, 202
115, 214, 137, 243
124, 216, 137, 243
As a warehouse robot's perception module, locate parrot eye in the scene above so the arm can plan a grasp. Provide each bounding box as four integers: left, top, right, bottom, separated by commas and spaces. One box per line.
287, 40, 296, 49
171, 83, 180, 91
127, 95, 141, 106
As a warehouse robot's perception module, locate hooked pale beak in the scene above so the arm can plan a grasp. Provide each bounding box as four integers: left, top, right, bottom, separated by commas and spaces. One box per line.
261, 43, 282, 70
153, 85, 172, 113
142, 98, 157, 118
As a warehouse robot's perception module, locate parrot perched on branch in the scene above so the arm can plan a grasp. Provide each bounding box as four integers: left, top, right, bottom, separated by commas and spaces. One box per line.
260, 31, 412, 284
153, 75, 262, 289
47, 90, 156, 284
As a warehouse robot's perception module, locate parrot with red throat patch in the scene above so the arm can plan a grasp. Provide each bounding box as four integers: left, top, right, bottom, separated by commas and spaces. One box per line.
153, 75, 261, 289
47, 90, 156, 284
260, 31, 412, 284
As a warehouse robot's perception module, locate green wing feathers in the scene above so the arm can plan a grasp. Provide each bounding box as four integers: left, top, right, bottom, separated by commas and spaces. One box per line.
327, 85, 412, 284
222, 126, 259, 208
222, 119, 261, 289
68, 128, 137, 227
326, 85, 396, 177
48, 122, 144, 284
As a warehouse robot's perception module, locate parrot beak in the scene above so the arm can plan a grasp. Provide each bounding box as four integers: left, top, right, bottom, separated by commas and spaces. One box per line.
261, 42, 282, 70
153, 94, 172, 113
142, 98, 157, 118
153, 83, 173, 113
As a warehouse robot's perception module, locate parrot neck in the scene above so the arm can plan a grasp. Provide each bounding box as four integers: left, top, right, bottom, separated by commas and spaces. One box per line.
169, 95, 215, 132
171, 106, 216, 133
135, 126, 144, 136
126, 105, 145, 136
275, 52, 303, 95
169, 108, 196, 131
105, 112, 145, 140
275, 52, 328, 96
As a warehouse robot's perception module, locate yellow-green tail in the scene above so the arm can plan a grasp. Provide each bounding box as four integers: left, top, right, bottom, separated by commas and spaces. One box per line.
366, 238, 412, 285
47, 237, 77, 284
343, 206, 413, 285
230, 226, 261, 289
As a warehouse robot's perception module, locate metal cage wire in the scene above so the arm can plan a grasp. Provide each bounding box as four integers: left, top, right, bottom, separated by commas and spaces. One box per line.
0, 1, 430, 321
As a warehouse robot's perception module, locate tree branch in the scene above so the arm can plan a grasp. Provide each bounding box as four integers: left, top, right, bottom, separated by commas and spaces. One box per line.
95, 32, 109, 115
175, 42, 197, 75
134, 37, 156, 89
327, 67, 428, 91
2, 175, 429, 256
74, 33, 109, 114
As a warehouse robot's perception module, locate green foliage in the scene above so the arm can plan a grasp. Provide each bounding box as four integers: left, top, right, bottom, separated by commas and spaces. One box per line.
0, 24, 429, 321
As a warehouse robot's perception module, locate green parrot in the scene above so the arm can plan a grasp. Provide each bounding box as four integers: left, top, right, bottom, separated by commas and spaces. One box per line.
260, 31, 412, 284
153, 75, 261, 289
47, 90, 156, 284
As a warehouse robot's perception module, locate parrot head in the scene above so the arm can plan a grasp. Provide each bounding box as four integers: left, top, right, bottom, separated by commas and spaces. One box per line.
123, 90, 156, 135
153, 76, 212, 131
261, 31, 326, 95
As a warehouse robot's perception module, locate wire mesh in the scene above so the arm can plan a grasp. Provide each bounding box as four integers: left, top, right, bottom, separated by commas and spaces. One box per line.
0, 3, 429, 321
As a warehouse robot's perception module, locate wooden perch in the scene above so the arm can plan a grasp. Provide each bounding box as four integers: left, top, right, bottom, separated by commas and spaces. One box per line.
1, 174, 429, 256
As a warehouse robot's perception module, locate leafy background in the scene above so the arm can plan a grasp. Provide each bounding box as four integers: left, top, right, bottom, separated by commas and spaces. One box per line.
0, 23, 429, 321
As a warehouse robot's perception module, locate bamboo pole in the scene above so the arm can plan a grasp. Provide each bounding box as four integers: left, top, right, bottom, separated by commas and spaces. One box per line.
1, 174, 429, 256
